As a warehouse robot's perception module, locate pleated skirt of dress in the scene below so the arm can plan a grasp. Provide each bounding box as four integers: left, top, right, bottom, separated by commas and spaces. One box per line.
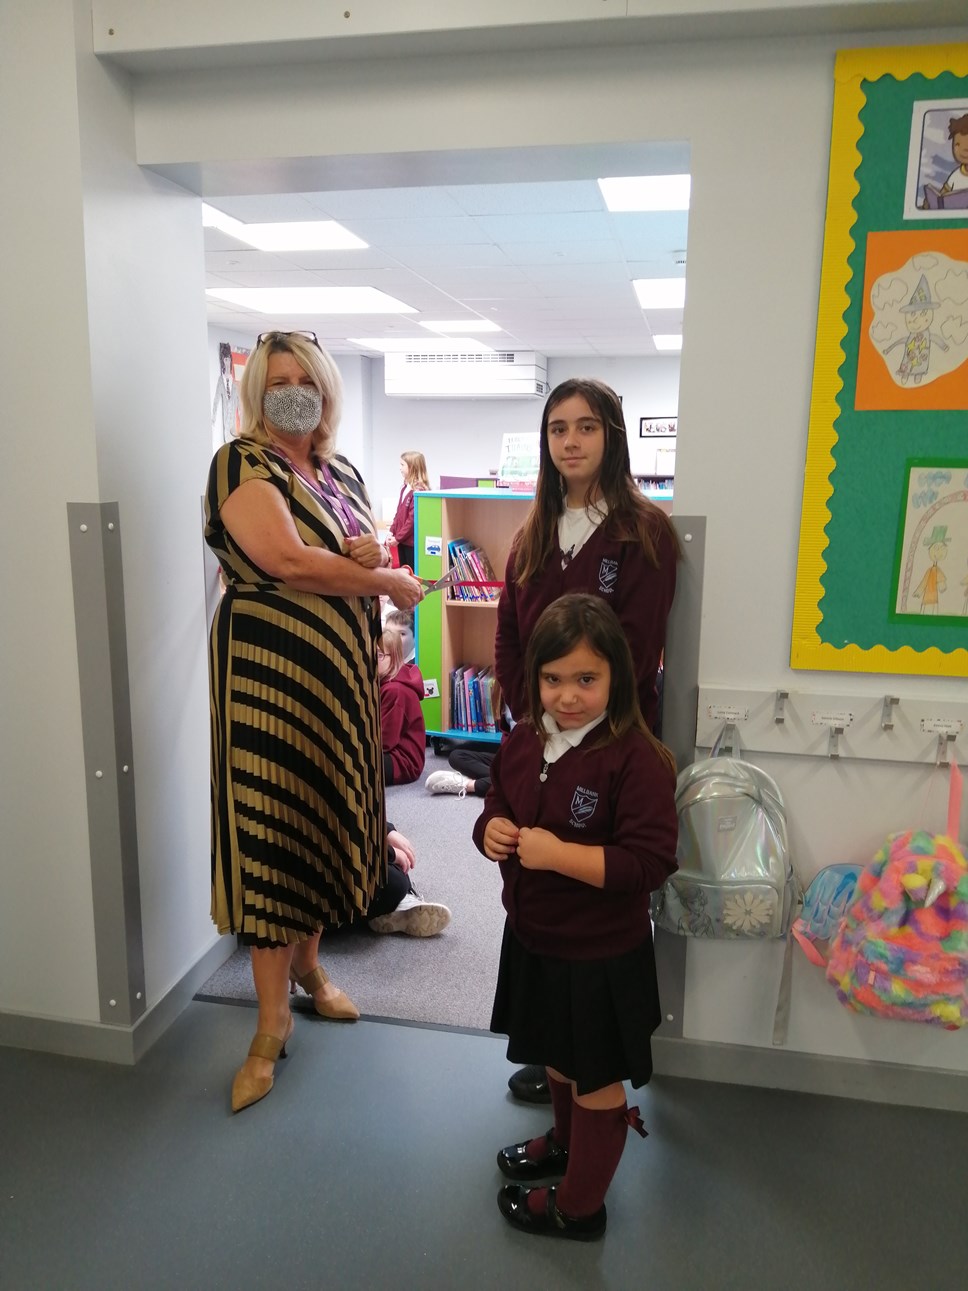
209, 586, 386, 948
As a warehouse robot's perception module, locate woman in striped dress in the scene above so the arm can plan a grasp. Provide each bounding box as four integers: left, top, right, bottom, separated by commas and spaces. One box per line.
204, 330, 423, 1113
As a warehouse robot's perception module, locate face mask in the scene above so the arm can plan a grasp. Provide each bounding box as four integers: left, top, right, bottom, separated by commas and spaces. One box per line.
262, 385, 322, 437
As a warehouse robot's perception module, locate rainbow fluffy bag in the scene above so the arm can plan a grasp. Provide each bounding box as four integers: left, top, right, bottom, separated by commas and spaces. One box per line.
825, 761, 968, 1028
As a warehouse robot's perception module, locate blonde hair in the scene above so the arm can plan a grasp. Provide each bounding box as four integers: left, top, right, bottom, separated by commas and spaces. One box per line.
238, 333, 344, 459
400, 451, 430, 490
379, 624, 406, 681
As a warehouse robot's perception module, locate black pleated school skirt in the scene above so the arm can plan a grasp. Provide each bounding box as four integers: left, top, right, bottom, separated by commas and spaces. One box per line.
490, 921, 662, 1095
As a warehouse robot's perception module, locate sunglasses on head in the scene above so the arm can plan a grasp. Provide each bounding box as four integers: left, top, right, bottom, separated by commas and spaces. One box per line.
256, 330, 322, 350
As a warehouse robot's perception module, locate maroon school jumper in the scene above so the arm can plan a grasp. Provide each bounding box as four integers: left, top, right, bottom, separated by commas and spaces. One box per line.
494, 517, 677, 729
472, 722, 678, 960
389, 486, 414, 547
380, 662, 427, 784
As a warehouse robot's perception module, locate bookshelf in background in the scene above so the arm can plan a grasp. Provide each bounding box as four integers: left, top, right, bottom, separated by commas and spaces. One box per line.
414, 489, 533, 748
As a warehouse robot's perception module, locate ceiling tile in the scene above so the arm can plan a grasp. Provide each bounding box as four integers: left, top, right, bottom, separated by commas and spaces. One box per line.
447, 180, 605, 216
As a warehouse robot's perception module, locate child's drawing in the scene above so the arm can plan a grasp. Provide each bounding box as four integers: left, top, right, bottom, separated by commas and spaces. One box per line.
904, 101, 968, 220
912, 524, 949, 613
868, 254, 968, 390
893, 461, 968, 618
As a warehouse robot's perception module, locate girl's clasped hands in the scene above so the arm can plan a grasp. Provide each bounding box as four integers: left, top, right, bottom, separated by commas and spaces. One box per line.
483, 819, 560, 869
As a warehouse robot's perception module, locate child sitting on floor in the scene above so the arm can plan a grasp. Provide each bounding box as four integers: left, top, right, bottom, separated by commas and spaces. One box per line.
379, 624, 427, 786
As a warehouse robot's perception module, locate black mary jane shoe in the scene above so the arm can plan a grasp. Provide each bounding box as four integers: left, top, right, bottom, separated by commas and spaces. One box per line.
497, 1184, 606, 1242
507, 1064, 551, 1104
496, 1129, 569, 1181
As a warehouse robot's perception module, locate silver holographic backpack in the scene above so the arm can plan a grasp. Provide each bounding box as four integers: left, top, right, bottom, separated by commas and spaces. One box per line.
652, 756, 799, 939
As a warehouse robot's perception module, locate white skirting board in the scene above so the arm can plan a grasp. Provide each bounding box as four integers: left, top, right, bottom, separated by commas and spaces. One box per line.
652, 1035, 968, 1113
0, 936, 236, 1066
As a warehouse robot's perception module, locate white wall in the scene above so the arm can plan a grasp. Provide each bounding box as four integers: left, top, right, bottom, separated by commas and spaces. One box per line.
0, 0, 101, 1020
0, 0, 218, 1029
366, 356, 681, 513
76, 12, 216, 1014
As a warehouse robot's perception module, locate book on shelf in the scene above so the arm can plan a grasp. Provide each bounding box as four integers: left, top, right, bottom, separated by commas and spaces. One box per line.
446, 537, 502, 602
448, 662, 499, 733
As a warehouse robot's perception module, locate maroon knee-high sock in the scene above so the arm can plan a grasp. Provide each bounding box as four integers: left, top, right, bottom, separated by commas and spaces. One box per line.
524, 1071, 573, 1162
548, 1073, 573, 1149
555, 1102, 647, 1219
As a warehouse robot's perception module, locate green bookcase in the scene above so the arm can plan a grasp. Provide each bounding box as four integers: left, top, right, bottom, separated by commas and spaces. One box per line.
414, 488, 533, 746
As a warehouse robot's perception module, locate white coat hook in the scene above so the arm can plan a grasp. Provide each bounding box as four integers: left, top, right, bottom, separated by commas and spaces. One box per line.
774, 690, 789, 724
881, 695, 900, 730
828, 725, 843, 759
936, 732, 956, 765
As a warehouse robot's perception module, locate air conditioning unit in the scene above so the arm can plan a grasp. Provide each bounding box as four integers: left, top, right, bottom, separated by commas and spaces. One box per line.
384, 350, 548, 399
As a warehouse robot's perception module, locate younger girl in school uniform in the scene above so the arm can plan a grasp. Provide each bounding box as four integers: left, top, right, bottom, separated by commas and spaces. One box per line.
379, 624, 427, 786
386, 450, 430, 571
472, 593, 678, 1241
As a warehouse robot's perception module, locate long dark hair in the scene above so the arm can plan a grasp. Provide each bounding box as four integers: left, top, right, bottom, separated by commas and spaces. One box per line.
513, 378, 680, 585
524, 594, 676, 774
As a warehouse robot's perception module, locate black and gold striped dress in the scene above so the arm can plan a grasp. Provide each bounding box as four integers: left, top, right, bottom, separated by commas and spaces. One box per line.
204, 439, 386, 947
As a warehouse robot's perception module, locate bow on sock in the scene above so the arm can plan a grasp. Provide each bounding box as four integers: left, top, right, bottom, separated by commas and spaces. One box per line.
625, 1106, 648, 1139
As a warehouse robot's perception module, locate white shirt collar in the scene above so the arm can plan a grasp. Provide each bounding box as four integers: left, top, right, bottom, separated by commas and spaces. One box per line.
541, 710, 608, 763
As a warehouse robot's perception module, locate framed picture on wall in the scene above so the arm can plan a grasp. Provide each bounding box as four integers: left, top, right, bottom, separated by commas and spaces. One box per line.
639, 416, 677, 437
890, 457, 968, 623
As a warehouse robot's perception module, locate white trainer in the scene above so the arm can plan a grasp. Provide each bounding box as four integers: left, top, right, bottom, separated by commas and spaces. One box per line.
425, 770, 469, 797
369, 892, 452, 937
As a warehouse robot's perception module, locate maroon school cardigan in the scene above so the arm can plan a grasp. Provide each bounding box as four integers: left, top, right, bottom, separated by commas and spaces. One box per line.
472, 722, 678, 960
494, 517, 677, 729
380, 663, 426, 784
389, 487, 415, 546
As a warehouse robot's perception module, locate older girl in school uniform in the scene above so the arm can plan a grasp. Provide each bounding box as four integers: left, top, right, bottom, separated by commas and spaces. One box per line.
473, 594, 678, 1241
386, 450, 430, 571
495, 378, 678, 732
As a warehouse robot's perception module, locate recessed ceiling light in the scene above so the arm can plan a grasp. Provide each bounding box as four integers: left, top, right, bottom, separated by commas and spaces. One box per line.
418, 320, 503, 333
202, 203, 368, 251
598, 175, 691, 211
349, 337, 496, 353
653, 334, 683, 352
633, 279, 686, 309
206, 288, 416, 314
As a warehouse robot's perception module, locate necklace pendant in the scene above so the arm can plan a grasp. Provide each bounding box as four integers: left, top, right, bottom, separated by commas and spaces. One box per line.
539, 763, 549, 783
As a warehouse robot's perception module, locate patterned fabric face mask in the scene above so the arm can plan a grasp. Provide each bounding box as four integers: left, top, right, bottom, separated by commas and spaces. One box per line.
263, 385, 322, 437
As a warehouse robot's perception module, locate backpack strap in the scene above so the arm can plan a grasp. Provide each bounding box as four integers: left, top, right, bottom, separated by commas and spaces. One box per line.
790, 920, 828, 967
772, 933, 796, 1046
947, 759, 962, 843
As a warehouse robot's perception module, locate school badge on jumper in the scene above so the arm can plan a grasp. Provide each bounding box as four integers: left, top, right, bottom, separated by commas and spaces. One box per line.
598, 558, 618, 594
570, 785, 600, 827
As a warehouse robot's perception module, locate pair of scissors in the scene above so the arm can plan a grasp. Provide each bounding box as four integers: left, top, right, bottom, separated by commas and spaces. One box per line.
401, 565, 464, 593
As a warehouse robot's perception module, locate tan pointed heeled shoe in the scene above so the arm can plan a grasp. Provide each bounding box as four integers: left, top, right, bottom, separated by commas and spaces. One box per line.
231, 1015, 294, 1114
288, 964, 360, 1021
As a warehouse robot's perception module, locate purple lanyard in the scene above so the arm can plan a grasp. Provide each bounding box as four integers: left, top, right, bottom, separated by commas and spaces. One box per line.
273, 447, 361, 537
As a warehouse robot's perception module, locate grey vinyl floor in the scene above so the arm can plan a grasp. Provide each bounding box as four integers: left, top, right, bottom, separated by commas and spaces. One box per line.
2, 999, 966, 1291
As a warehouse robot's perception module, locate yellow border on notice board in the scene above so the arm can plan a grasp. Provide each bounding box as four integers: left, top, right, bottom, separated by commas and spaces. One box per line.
790, 42, 968, 677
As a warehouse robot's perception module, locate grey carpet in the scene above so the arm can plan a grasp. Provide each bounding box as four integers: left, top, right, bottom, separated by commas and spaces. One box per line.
197, 751, 504, 1030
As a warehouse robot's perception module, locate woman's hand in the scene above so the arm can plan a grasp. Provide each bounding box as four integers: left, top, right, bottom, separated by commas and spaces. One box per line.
387, 829, 416, 873
384, 567, 424, 610
483, 816, 520, 861
345, 533, 384, 569
515, 827, 560, 870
